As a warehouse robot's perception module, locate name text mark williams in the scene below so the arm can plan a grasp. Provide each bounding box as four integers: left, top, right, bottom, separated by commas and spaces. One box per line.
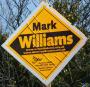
18, 20, 73, 49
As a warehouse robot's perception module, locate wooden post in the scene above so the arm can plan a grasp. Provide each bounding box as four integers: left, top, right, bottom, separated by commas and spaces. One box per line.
41, 0, 51, 87
47, 84, 51, 87
43, 84, 51, 87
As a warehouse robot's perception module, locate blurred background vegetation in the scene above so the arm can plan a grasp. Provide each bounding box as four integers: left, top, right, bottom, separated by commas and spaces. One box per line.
0, 0, 90, 87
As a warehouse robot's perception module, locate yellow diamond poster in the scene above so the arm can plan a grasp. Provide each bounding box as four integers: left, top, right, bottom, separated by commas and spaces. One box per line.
2, 2, 87, 86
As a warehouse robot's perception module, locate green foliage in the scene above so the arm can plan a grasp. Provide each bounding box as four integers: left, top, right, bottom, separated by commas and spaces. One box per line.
0, 34, 43, 87
52, 0, 90, 87
53, 0, 80, 24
